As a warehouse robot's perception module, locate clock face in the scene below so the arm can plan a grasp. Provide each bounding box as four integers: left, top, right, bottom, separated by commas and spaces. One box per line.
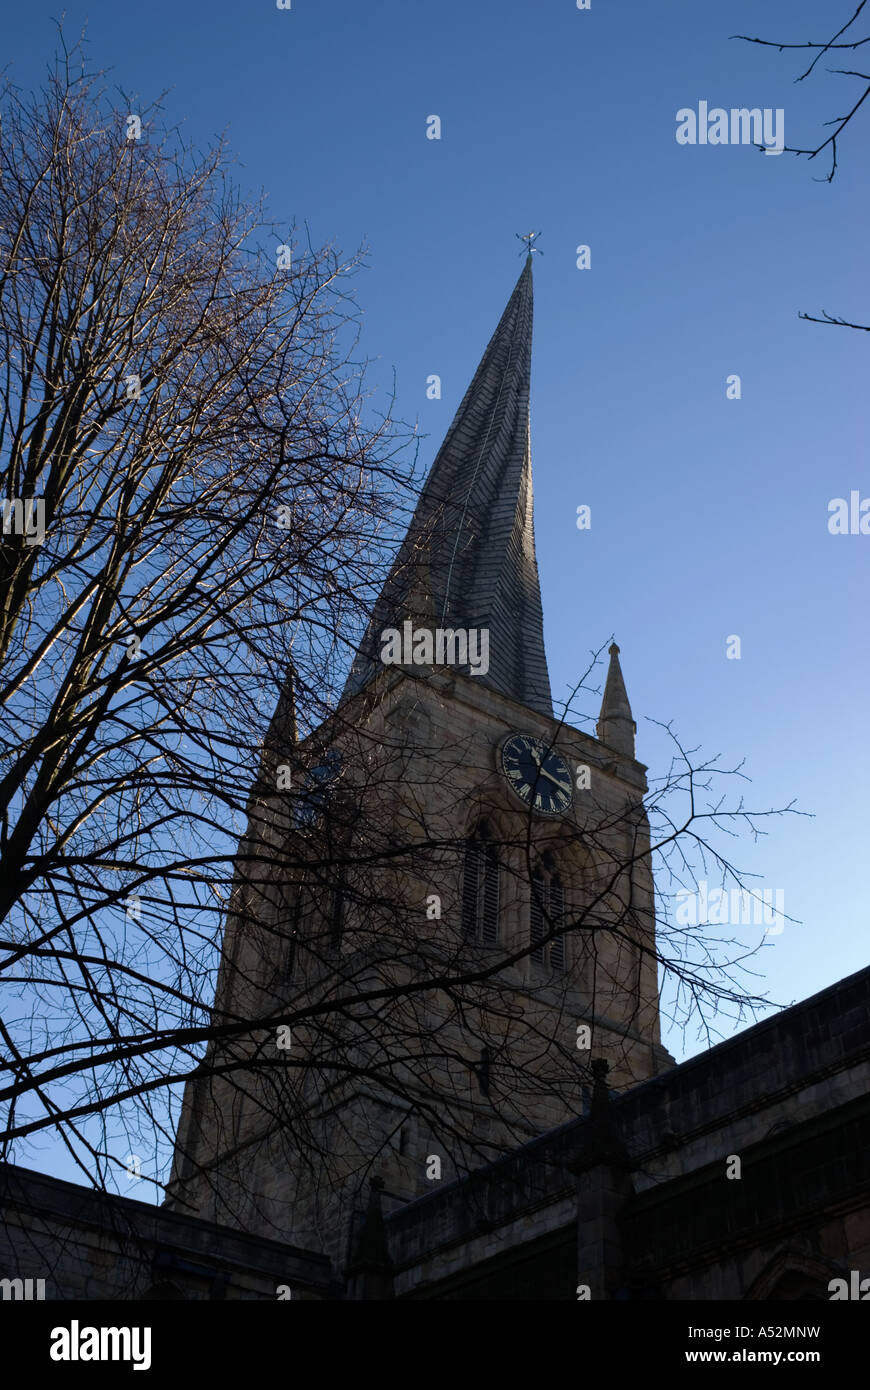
500, 733, 574, 816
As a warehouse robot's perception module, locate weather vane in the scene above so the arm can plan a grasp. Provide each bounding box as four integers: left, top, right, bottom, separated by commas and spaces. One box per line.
517, 230, 543, 257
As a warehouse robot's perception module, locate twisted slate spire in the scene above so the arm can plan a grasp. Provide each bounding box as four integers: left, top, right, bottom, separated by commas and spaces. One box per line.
343, 258, 552, 716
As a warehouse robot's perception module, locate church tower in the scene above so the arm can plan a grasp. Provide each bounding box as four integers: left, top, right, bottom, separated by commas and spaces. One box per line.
166, 258, 673, 1277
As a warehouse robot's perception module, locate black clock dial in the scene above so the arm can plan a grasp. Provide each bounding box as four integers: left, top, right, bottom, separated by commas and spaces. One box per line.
500, 734, 573, 816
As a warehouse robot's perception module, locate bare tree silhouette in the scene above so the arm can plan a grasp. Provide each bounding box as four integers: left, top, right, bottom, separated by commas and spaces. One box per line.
735, 2, 869, 329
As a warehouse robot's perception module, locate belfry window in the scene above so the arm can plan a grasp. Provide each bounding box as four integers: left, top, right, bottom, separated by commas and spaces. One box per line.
529, 868, 566, 970
329, 865, 346, 950
293, 748, 341, 829
286, 913, 298, 979
284, 885, 305, 979
462, 824, 500, 944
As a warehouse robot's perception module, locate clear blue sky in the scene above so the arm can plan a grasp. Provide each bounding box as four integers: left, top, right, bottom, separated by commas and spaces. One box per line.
5, 0, 867, 1112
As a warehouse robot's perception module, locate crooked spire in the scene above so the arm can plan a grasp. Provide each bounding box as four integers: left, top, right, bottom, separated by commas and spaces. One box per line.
343, 258, 552, 717
596, 644, 636, 758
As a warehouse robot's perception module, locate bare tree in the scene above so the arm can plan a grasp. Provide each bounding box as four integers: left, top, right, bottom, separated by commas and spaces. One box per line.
735, 2, 869, 329
0, 40, 413, 1181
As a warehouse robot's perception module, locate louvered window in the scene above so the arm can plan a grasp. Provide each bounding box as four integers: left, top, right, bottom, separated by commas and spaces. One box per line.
549, 879, 565, 969
329, 867, 346, 950
285, 889, 302, 979
530, 871, 546, 963
462, 834, 500, 943
529, 873, 567, 970
461, 841, 482, 937
481, 846, 500, 943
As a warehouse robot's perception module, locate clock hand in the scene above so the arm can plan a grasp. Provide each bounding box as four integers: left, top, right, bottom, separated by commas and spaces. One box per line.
536, 766, 571, 793
526, 747, 570, 792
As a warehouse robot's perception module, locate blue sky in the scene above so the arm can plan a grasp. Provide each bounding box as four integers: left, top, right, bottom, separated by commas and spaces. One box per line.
4, 0, 867, 1100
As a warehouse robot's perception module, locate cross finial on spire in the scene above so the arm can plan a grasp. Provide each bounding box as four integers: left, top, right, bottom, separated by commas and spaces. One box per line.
517, 229, 543, 258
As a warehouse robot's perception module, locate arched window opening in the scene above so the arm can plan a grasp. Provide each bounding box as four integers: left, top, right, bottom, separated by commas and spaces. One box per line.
462, 824, 500, 944
530, 866, 566, 970
284, 884, 307, 979
329, 866, 346, 950
549, 879, 565, 969
285, 903, 298, 979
